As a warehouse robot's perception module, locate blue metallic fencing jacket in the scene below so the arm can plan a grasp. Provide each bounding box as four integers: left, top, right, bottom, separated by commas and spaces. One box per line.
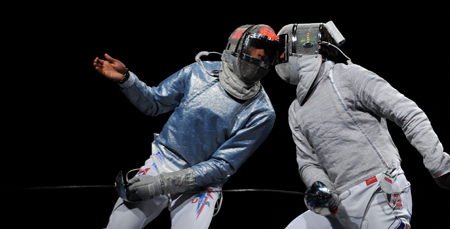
289, 61, 450, 194
119, 61, 275, 187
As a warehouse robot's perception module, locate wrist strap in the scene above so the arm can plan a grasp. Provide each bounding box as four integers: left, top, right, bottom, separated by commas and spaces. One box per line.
118, 69, 130, 84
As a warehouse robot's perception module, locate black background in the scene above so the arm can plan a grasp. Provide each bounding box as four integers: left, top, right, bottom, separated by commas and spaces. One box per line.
4, 3, 449, 228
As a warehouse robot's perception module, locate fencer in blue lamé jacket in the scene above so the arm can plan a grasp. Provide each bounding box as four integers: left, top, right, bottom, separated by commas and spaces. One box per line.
119, 61, 275, 187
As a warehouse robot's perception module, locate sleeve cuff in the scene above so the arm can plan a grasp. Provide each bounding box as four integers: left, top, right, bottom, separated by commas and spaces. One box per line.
436, 170, 450, 178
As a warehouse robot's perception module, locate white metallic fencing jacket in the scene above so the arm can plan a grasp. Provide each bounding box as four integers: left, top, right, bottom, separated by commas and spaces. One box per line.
289, 61, 450, 194
119, 61, 275, 187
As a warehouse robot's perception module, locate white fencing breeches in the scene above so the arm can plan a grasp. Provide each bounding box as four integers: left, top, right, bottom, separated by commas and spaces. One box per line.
106, 155, 221, 229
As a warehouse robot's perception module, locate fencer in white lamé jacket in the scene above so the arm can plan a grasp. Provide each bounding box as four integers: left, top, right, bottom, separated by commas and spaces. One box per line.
288, 61, 450, 194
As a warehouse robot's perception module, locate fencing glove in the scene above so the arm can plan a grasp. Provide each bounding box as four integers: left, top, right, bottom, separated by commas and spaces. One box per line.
127, 168, 196, 201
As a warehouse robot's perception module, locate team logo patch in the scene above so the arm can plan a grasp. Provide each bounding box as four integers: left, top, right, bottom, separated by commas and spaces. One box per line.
388, 217, 409, 229
191, 189, 214, 219
366, 176, 378, 186
259, 26, 276, 40
136, 168, 150, 176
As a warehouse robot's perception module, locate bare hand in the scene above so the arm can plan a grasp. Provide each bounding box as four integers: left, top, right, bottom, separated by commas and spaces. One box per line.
93, 53, 127, 81
435, 173, 450, 190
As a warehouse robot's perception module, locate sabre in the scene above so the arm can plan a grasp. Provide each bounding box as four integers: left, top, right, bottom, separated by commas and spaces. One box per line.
8, 171, 337, 217
8, 171, 332, 201
7, 171, 306, 196
114, 170, 306, 202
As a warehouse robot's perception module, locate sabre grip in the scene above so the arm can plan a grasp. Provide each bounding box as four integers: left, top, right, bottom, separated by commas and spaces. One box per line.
304, 181, 340, 216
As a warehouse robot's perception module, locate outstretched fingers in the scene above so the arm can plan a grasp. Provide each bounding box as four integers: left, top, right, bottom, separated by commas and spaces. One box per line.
104, 53, 115, 62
